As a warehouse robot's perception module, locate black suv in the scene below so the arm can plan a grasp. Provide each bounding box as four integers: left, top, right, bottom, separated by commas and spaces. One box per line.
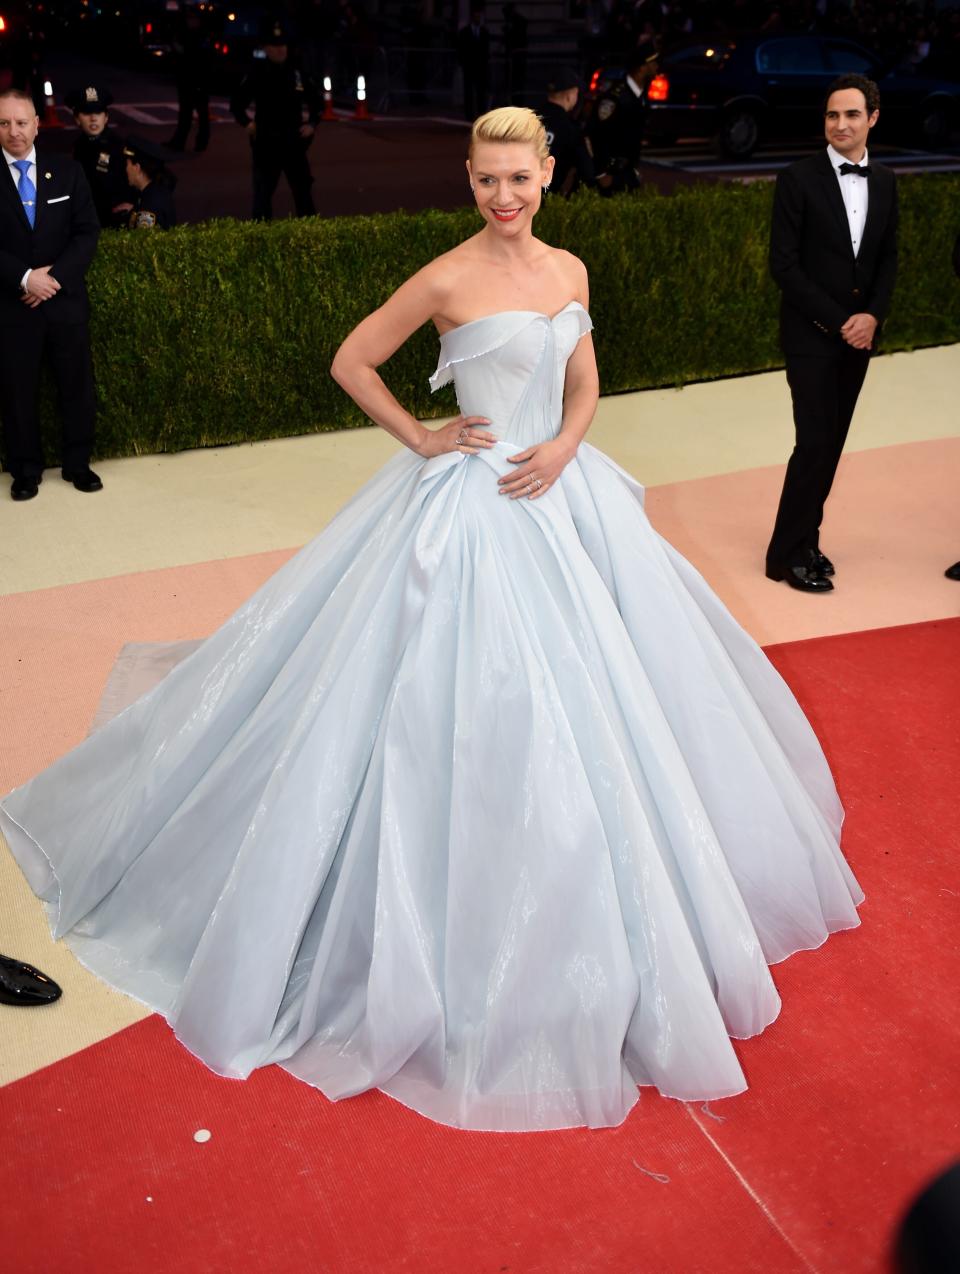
591, 35, 960, 157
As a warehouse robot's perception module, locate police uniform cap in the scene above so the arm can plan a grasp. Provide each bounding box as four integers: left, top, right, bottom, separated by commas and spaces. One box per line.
260, 16, 291, 45
123, 136, 170, 166
67, 85, 114, 113
546, 67, 582, 94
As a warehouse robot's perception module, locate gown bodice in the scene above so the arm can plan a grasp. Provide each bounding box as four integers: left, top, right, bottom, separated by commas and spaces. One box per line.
429, 301, 593, 447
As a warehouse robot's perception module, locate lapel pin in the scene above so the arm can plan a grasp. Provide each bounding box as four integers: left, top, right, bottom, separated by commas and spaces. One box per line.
45, 172, 52, 179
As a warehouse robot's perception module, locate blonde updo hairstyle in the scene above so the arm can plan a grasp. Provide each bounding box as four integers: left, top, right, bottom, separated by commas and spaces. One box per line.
468, 106, 551, 166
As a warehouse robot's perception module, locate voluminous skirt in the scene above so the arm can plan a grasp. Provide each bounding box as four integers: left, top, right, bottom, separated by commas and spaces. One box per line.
0, 437, 862, 1131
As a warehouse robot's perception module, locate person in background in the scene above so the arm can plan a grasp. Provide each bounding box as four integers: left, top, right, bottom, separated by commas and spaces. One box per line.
765, 75, 898, 593
0, 87, 102, 502
167, 4, 213, 154
586, 51, 651, 194
122, 137, 178, 230
230, 18, 320, 221
502, 3, 528, 105
457, 5, 490, 122
539, 68, 594, 197
67, 84, 132, 229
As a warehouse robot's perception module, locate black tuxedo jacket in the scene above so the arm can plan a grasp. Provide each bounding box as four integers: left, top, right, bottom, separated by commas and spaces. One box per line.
0, 150, 99, 328
769, 148, 898, 356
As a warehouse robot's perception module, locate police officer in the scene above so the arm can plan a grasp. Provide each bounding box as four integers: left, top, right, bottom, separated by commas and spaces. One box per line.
122, 137, 177, 230
66, 84, 133, 228
230, 18, 321, 221
539, 68, 594, 197
587, 52, 652, 195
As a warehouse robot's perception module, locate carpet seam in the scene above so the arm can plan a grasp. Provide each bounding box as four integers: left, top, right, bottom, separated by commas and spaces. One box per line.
684, 1103, 821, 1274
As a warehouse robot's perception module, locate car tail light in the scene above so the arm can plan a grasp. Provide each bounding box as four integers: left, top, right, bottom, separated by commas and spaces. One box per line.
145, 20, 152, 33
647, 74, 669, 102
0, 15, 7, 30
589, 69, 601, 94
222, 43, 229, 55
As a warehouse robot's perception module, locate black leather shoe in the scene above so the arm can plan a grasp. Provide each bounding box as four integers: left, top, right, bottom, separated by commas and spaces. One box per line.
0, 953, 62, 1006
946, 562, 960, 581
11, 477, 40, 501
62, 467, 103, 493
765, 562, 834, 593
812, 550, 835, 576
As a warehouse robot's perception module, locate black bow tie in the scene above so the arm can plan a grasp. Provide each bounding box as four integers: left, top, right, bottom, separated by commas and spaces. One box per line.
838, 162, 870, 177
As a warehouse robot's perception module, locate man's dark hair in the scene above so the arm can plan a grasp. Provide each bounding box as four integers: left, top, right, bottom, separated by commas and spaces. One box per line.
823, 75, 880, 116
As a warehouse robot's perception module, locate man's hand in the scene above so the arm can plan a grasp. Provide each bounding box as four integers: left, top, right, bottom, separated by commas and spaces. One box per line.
25, 266, 61, 302
20, 293, 43, 308
246, 121, 257, 139
112, 201, 134, 213
299, 123, 315, 140
840, 312, 877, 350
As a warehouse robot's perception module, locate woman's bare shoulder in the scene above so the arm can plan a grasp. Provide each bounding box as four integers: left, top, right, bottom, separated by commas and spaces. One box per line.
548, 247, 590, 301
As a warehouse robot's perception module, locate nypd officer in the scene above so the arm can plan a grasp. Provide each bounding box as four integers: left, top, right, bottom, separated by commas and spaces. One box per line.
67, 84, 133, 228
230, 18, 321, 221
539, 68, 594, 197
122, 137, 177, 230
587, 52, 652, 194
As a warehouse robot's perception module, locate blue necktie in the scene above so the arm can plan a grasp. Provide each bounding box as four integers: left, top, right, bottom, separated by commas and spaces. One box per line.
13, 159, 36, 227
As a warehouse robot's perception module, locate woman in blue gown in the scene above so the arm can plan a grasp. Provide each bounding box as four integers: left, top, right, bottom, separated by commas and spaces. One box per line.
0, 108, 863, 1131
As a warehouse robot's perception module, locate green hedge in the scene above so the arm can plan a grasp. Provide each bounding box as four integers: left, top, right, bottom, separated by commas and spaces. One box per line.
39, 173, 960, 459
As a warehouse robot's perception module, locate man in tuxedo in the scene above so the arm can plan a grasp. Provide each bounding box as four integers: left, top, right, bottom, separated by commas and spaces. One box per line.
766, 74, 898, 592
0, 87, 102, 502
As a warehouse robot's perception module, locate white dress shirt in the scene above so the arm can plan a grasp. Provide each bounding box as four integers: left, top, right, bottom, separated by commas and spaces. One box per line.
827, 142, 869, 258
3, 144, 37, 290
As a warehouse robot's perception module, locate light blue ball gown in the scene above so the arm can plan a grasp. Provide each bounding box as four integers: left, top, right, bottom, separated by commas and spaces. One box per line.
0, 304, 863, 1131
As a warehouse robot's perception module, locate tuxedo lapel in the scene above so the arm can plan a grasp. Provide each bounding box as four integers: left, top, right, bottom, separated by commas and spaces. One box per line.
813, 148, 853, 259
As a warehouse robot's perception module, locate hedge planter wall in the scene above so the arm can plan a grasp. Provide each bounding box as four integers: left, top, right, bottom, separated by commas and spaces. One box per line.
36, 173, 960, 461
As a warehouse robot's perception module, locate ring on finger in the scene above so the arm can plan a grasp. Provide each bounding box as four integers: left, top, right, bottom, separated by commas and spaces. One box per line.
533, 478, 543, 490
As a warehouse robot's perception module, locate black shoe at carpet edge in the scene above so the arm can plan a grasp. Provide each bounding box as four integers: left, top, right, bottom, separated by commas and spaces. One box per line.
946, 561, 960, 581
811, 549, 835, 576
0, 953, 62, 1006
62, 467, 103, 493
11, 475, 41, 501
765, 561, 834, 593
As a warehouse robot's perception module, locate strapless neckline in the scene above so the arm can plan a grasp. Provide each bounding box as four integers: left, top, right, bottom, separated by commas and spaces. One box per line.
438, 300, 587, 341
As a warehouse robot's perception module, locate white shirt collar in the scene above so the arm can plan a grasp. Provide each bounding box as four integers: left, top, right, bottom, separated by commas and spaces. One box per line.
3, 144, 36, 167
626, 74, 642, 98
827, 142, 868, 170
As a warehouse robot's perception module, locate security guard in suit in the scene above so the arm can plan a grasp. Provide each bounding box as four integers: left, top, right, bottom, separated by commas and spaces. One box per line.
587, 53, 653, 194
230, 18, 321, 221
67, 84, 133, 229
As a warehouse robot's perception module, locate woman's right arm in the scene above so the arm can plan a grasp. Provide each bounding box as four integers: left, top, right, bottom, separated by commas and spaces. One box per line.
331, 263, 494, 458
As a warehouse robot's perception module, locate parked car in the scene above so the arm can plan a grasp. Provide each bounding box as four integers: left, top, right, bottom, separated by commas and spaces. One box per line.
589, 35, 960, 157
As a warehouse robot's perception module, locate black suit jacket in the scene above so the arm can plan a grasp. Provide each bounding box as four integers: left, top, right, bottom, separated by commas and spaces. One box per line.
0, 150, 100, 328
769, 148, 898, 356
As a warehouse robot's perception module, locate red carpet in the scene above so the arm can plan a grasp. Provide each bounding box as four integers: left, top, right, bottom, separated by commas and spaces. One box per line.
2, 617, 958, 1274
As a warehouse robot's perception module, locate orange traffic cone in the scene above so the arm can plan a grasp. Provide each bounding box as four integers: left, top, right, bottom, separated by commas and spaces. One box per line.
41, 80, 63, 128
322, 75, 335, 122
353, 75, 371, 121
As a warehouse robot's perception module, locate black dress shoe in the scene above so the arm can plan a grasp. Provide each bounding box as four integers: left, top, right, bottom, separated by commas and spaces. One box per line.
765, 562, 834, 592
946, 562, 960, 581
0, 953, 62, 1006
62, 467, 103, 493
11, 477, 40, 501
811, 550, 835, 576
